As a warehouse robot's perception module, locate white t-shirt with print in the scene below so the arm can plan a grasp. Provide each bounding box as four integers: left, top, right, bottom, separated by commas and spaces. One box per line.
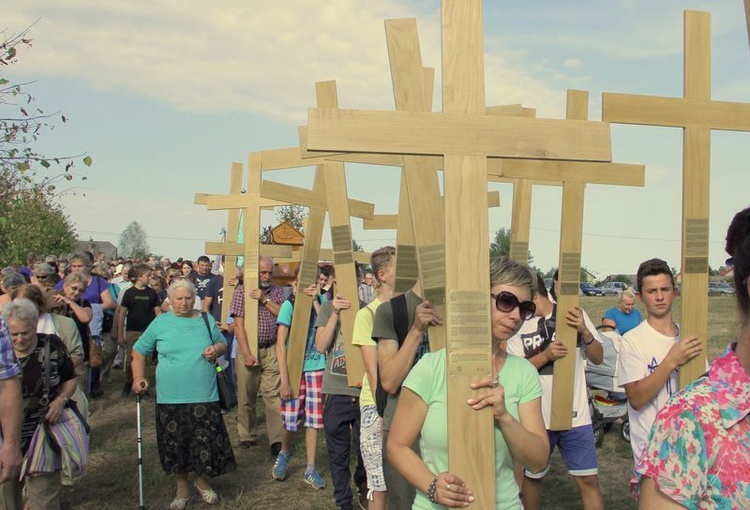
617, 320, 679, 462
506, 308, 601, 429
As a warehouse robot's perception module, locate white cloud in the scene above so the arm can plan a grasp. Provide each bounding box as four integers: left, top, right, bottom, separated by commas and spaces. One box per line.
564, 58, 583, 69
4, 0, 567, 123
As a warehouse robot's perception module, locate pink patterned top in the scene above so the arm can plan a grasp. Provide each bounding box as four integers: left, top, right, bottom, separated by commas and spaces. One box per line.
635, 344, 750, 509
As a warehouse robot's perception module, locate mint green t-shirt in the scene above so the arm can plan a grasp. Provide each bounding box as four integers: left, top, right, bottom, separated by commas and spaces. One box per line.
403, 349, 542, 510
133, 312, 226, 404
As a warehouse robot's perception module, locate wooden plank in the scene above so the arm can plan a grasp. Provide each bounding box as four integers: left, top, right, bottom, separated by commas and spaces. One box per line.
509, 179, 533, 263
260, 180, 376, 220
317, 81, 365, 386
286, 165, 328, 398
220, 163, 243, 327
602, 93, 750, 131
242, 153, 262, 359
278, 248, 371, 265
395, 171, 419, 294
306, 107, 612, 161
679, 10, 711, 387
602, 11, 713, 389
205, 194, 288, 210
204, 242, 293, 259
385, 17, 447, 352
263, 144, 407, 171
485, 104, 524, 116
489, 159, 645, 187
442, 0, 495, 505
550, 89, 589, 430
488, 175, 562, 187
363, 214, 399, 230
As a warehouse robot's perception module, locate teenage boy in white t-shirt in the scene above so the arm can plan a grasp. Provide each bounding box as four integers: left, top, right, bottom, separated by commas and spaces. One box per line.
507, 272, 604, 510
617, 258, 703, 464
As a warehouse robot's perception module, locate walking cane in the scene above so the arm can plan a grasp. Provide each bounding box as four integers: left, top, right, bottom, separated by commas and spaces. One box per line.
136, 392, 146, 510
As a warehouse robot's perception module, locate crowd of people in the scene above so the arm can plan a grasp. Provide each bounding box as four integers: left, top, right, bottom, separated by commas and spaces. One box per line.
0, 205, 749, 510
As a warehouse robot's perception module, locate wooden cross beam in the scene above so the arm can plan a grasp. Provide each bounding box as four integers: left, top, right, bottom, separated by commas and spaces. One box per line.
603, 10, 750, 387
317, 80, 366, 386
306, 108, 612, 161
193, 162, 244, 326
386, 17, 449, 351
284, 163, 327, 398
362, 191, 501, 230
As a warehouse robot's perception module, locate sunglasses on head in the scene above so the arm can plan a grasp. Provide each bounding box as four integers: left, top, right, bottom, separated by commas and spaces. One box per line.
491, 291, 536, 320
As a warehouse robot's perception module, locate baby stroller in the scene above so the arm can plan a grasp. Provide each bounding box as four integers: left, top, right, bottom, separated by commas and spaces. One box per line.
585, 327, 629, 448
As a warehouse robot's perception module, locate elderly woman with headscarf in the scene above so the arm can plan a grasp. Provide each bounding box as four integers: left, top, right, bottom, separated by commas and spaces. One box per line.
132, 279, 236, 509
0, 298, 77, 510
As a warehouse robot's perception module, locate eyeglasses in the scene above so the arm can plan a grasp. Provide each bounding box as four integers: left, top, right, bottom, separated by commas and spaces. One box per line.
490, 291, 536, 320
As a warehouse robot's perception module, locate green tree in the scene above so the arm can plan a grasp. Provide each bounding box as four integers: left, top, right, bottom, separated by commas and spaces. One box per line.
0, 169, 77, 266
489, 228, 535, 264
276, 205, 307, 233
118, 221, 150, 259
0, 26, 91, 266
352, 238, 364, 252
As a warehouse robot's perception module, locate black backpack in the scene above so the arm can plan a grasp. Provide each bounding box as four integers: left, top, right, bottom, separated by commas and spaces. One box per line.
375, 294, 410, 417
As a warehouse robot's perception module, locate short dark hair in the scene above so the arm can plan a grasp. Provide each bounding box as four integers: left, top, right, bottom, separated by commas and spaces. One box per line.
636, 258, 674, 293
197, 255, 211, 264
726, 206, 750, 321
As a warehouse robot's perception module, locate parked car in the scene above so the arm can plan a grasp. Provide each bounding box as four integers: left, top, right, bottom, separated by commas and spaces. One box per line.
708, 281, 735, 296
580, 282, 604, 296
600, 281, 628, 296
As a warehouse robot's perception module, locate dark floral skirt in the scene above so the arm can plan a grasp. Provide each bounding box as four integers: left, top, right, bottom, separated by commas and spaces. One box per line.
155, 402, 236, 478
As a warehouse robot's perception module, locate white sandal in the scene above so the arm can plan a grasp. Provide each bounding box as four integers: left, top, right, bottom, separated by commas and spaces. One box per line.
169, 497, 189, 510
194, 483, 219, 505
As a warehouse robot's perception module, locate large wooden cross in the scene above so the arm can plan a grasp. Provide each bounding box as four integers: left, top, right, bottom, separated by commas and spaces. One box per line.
603, 10, 750, 387
490, 92, 645, 430
304, 1, 613, 504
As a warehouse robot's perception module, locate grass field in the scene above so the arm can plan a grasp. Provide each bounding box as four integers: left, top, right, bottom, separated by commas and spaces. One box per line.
59, 296, 741, 509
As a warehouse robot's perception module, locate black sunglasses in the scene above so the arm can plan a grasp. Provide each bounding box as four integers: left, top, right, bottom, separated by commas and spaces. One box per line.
491, 291, 536, 320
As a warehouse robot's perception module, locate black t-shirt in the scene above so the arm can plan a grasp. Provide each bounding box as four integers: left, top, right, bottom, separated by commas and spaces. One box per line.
120, 286, 161, 332
194, 272, 216, 300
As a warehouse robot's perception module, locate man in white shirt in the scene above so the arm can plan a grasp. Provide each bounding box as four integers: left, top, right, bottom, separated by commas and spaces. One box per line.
617, 258, 703, 463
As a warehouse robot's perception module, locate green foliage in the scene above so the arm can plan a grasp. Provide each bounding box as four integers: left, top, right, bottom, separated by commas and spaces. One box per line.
610, 274, 632, 284
276, 205, 307, 233
118, 221, 150, 259
489, 228, 535, 265
352, 238, 364, 252
0, 169, 77, 266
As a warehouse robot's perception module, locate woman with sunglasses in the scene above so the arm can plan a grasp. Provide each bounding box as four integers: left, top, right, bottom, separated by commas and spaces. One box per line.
387, 258, 549, 509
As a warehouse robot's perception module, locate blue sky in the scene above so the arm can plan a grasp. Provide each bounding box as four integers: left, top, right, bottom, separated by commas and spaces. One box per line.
4, 0, 749, 278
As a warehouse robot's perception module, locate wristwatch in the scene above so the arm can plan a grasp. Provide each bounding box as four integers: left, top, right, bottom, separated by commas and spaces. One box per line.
261, 296, 269, 305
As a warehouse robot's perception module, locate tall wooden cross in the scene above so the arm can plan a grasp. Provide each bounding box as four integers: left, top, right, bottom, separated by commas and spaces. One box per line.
304, 1, 613, 504
603, 10, 750, 387
194, 162, 243, 326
